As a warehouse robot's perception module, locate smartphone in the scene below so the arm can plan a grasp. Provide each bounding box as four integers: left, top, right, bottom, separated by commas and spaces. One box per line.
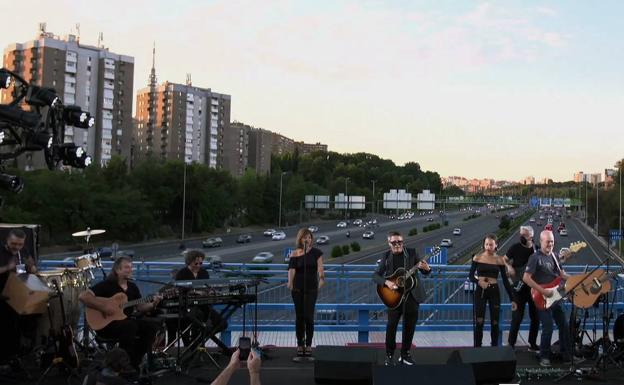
239, 337, 251, 361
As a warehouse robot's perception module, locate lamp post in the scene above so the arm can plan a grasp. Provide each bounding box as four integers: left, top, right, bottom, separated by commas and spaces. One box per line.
278, 171, 288, 228
371, 179, 376, 214
344, 177, 349, 221
596, 181, 599, 234
620, 164, 622, 256
585, 180, 588, 225
181, 161, 187, 249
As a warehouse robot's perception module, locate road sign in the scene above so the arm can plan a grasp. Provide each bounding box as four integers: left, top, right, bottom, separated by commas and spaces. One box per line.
426, 246, 447, 265
609, 229, 622, 241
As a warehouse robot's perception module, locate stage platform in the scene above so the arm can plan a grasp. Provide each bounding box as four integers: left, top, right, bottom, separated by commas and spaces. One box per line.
2, 345, 623, 385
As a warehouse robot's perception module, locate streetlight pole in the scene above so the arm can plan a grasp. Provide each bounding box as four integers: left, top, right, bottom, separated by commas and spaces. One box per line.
620, 163, 622, 256
344, 177, 349, 221
585, 181, 588, 225
279, 171, 287, 228
181, 161, 187, 247
596, 181, 599, 234
371, 179, 376, 214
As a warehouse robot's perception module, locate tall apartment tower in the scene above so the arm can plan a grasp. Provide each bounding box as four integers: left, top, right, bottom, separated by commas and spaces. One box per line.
1, 24, 134, 167
225, 122, 250, 177
247, 127, 273, 175
135, 56, 231, 166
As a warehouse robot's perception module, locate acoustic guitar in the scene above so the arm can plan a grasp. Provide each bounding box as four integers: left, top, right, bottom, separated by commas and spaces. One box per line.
567, 267, 624, 309
86, 288, 177, 331
376, 247, 440, 309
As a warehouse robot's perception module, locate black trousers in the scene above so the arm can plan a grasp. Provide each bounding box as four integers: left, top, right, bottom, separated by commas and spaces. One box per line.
291, 289, 318, 347
386, 295, 419, 355
474, 284, 501, 347
508, 283, 539, 347
0, 300, 20, 362
97, 318, 160, 368
166, 305, 228, 347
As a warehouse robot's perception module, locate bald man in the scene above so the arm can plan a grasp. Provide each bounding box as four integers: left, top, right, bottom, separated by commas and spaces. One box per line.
522, 230, 572, 367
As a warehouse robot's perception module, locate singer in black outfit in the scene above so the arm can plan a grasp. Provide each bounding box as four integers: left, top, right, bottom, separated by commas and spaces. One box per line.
287, 228, 325, 357
372, 231, 431, 366
468, 234, 513, 347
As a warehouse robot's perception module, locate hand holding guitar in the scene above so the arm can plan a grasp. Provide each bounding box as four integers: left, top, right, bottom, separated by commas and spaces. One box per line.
417, 260, 431, 272
385, 280, 398, 290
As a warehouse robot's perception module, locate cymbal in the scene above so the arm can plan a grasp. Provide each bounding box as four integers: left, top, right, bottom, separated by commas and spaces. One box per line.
72, 229, 106, 237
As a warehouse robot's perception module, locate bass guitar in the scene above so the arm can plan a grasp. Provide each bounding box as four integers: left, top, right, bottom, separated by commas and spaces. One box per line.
86, 288, 178, 331
376, 247, 440, 310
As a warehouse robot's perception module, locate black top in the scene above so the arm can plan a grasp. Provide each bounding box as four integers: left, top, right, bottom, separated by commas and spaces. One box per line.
468, 260, 514, 300
525, 250, 561, 285
0, 246, 30, 293
372, 247, 431, 303
288, 247, 323, 291
175, 266, 209, 281
506, 242, 536, 277
91, 279, 142, 317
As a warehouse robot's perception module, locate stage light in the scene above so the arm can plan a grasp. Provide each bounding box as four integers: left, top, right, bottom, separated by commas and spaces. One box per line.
0, 173, 24, 193
26, 86, 60, 107
0, 69, 11, 89
27, 131, 52, 150
63, 105, 94, 128
0, 131, 4, 144
56, 143, 91, 168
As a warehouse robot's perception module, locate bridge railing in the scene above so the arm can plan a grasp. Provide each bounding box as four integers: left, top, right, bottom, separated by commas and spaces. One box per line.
40, 260, 624, 345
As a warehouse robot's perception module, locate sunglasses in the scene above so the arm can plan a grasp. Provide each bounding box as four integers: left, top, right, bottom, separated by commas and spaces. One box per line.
390, 241, 404, 246
192, 261, 203, 266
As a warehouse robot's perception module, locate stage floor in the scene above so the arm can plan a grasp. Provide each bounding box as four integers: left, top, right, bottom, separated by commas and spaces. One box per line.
2, 346, 623, 385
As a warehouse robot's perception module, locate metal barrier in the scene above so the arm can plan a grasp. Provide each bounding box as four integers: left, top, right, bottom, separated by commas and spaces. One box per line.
40, 260, 624, 345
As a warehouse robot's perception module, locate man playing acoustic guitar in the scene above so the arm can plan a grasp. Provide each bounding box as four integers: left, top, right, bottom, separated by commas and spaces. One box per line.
522, 230, 573, 367
373, 231, 431, 366
79, 256, 162, 369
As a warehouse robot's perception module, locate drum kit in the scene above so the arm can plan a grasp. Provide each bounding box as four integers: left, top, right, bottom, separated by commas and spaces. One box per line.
3, 228, 107, 354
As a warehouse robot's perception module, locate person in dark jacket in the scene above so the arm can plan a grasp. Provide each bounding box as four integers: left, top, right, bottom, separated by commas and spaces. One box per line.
372, 231, 431, 366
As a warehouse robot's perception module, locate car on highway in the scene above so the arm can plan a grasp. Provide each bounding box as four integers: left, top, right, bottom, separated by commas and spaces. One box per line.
252, 252, 274, 263
440, 239, 453, 247
263, 229, 276, 237
272, 231, 286, 240
205, 255, 223, 269
544, 224, 554, 232
308, 225, 319, 233
353, 219, 363, 226
559, 229, 568, 236
426, 217, 434, 222
452, 228, 462, 236
237, 234, 252, 243
316, 235, 330, 245
202, 237, 223, 248
529, 217, 536, 223
362, 231, 375, 239
336, 221, 347, 228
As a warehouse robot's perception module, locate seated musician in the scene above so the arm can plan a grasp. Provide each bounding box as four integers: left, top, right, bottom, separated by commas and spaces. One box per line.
170, 250, 228, 346
0, 229, 37, 366
79, 256, 161, 369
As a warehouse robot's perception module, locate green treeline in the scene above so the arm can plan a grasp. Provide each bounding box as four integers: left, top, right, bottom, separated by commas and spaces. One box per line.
0, 151, 441, 246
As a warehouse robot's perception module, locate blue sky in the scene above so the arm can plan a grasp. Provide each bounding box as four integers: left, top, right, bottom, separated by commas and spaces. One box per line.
2, 1, 623, 181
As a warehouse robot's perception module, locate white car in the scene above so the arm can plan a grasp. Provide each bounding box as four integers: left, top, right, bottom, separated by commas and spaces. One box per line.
362, 231, 375, 239
353, 219, 363, 226
559, 229, 568, 236
272, 231, 286, 240
316, 235, 330, 245
336, 221, 347, 228
263, 229, 276, 236
453, 228, 461, 236
440, 239, 453, 247
308, 225, 319, 233
252, 252, 274, 263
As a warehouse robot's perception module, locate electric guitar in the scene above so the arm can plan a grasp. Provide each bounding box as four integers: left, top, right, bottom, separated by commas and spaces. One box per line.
531, 277, 564, 310
376, 247, 440, 310
567, 267, 624, 309
86, 288, 178, 331
515, 241, 586, 295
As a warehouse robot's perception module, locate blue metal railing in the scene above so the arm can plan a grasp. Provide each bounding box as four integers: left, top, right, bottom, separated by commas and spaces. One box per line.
39, 260, 624, 345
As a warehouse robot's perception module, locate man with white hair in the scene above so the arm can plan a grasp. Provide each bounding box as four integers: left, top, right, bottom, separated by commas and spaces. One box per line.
504, 226, 539, 352
522, 230, 572, 367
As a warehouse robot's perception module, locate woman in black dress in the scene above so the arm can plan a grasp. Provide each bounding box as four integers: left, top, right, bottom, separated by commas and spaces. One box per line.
287, 228, 325, 356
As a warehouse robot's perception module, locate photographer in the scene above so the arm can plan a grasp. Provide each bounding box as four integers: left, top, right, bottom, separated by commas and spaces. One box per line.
211, 349, 261, 385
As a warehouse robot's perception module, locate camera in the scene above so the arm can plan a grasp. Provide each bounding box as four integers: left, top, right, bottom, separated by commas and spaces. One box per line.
238, 336, 251, 361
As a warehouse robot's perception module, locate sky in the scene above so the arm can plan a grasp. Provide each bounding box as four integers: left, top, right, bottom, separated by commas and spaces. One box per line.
2, 0, 623, 182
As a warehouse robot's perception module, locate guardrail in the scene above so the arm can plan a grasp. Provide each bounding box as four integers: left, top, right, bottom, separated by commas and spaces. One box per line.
40, 260, 624, 345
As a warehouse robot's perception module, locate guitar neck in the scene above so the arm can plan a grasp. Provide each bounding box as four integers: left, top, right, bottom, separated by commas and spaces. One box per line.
124, 295, 153, 309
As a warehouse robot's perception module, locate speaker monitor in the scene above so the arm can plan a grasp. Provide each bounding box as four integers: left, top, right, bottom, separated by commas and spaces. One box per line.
447, 346, 516, 384
314, 345, 380, 384
373, 364, 475, 385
